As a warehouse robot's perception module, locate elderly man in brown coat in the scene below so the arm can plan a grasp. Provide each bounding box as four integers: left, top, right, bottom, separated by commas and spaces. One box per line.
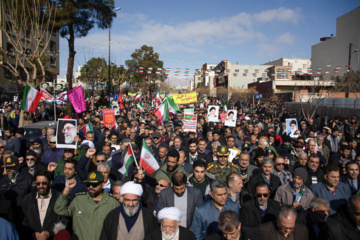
274, 168, 314, 211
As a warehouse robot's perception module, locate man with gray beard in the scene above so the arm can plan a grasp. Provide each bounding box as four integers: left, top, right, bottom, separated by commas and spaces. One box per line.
32, 138, 43, 157
100, 181, 158, 240
145, 207, 196, 240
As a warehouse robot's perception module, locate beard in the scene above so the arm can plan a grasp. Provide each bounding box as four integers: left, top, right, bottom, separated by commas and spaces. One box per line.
65, 132, 76, 144
123, 203, 140, 217
257, 198, 267, 206
88, 188, 102, 198
38, 187, 49, 196
161, 223, 179, 240
239, 162, 249, 168
33, 147, 42, 154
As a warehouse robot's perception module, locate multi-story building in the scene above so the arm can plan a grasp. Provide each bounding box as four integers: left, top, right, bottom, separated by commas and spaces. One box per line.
0, 0, 60, 97
263, 58, 311, 74
311, 7, 360, 76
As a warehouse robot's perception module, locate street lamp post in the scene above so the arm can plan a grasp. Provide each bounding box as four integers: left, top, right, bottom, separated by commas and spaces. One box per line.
108, 7, 121, 99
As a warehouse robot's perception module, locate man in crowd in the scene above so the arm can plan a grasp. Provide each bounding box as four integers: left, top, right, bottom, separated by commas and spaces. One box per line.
145, 207, 196, 240
236, 152, 258, 187
322, 194, 360, 239
259, 206, 308, 240
274, 167, 314, 211
54, 170, 120, 240
271, 155, 292, 185
296, 198, 330, 239
187, 160, 215, 197
191, 180, 240, 240
21, 171, 65, 239
156, 172, 203, 228
51, 159, 87, 201
241, 181, 281, 227
247, 157, 281, 198
100, 181, 157, 240
226, 172, 252, 209
341, 160, 360, 194
207, 146, 238, 181
154, 149, 189, 183
304, 154, 325, 187
310, 164, 352, 215
41, 136, 64, 166
205, 210, 262, 240
21, 150, 46, 179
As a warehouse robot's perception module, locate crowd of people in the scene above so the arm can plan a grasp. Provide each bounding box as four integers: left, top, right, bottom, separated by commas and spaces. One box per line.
0, 96, 360, 240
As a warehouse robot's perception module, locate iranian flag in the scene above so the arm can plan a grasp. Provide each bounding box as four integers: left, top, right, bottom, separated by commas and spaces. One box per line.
81, 123, 93, 137
167, 97, 181, 115
153, 99, 169, 124
156, 92, 162, 103
118, 91, 125, 109
137, 100, 144, 112
139, 139, 159, 175
336, 66, 341, 70
134, 93, 141, 101
20, 85, 42, 114
119, 144, 136, 177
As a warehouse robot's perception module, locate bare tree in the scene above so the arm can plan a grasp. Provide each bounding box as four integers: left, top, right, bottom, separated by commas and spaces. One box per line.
230, 86, 259, 106
294, 79, 338, 121
0, 0, 57, 87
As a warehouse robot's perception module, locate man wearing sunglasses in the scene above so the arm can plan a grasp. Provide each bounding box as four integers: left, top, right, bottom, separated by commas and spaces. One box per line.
271, 156, 292, 185
21, 170, 66, 239
40, 136, 64, 166
241, 181, 281, 227
20, 150, 46, 180
54, 170, 120, 240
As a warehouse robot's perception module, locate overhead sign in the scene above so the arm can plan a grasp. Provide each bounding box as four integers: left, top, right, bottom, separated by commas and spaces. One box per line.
114, 93, 119, 101
254, 94, 262, 99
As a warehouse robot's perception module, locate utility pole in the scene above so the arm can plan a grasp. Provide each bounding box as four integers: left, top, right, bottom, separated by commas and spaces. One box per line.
346, 42, 352, 98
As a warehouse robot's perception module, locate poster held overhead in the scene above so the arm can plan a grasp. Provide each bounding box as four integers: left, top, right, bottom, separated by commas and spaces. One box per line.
56, 119, 77, 149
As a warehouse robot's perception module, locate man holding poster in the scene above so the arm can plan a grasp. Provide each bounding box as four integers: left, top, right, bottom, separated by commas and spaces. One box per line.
184, 114, 197, 132
225, 110, 237, 127
56, 119, 77, 149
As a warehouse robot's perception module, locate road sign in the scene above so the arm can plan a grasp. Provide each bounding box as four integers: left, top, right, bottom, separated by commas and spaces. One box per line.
114, 93, 119, 101
254, 94, 262, 99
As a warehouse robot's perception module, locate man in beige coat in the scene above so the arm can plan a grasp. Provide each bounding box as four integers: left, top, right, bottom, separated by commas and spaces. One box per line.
274, 167, 314, 211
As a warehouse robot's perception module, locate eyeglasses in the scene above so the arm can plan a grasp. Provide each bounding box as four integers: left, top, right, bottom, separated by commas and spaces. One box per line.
86, 183, 100, 188
50, 142, 56, 144
276, 163, 285, 166
26, 158, 35, 161
64, 150, 73, 153
156, 183, 168, 188
36, 182, 48, 186
153, 137, 159, 139
278, 224, 295, 231
96, 160, 106, 163
62, 126, 75, 133
0, 146, 5, 149
256, 193, 269, 198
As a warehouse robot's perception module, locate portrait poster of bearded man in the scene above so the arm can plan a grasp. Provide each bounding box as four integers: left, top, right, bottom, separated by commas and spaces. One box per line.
56, 119, 77, 149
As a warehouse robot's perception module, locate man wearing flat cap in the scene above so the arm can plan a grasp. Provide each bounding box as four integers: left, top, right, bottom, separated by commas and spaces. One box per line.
20, 150, 46, 180
145, 207, 196, 240
100, 181, 158, 240
274, 167, 314, 211
54, 170, 120, 240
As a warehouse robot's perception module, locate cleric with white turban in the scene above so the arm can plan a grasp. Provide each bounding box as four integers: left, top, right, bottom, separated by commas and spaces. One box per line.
157, 207, 183, 222
120, 181, 143, 196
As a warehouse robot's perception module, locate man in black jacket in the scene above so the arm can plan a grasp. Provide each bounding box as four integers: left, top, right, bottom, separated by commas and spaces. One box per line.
241, 181, 281, 227
21, 171, 67, 239
145, 207, 196, 240
321, 195, 360, 239
100, 181, 158, 240
206, 210, 263, 240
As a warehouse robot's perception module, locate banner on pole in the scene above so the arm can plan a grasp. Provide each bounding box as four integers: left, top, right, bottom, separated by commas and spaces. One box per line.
103, 109, 115, 129
67, 86, 86, 113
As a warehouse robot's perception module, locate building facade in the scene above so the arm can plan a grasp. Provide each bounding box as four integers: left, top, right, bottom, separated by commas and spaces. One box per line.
311, 7, 360, 77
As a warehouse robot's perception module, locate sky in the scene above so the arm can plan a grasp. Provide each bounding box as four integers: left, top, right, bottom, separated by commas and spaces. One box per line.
58, 0, 360, 87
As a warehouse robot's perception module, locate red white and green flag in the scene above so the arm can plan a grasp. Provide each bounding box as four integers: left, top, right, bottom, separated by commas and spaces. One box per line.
346, 69, 350, 73
265, 69, 269, 72
174, 73, 179, 76
255, 69, 259, 73
287, 69, 293, 72
271, 73, 276, 76
139, 66, 144, 70
184, 74, 189, 76
298, 68, 302, 71
290, 72, 295, 76
139, 70, 144, 73
81, 123, 93, 138
156, 92, 162, 103
154, 98, 169, 124
148, 67, 153, 71
119, 144, 136, 177
299, 72, 304, 76
317, 68, 322, 71
157, 68, 162, 72
243, 73, 247, 76
147, 70, 152, 74
156, 71, 161, 75
235, 69, 239, 72
136, 100, 144, 112
307, 68, 312, 72
334, 70, 339, 74
216, 69, 221, 73
325, 71, 330, 74
223, 73, 228, 76
166, 68, 171, 72
244, 69, 248, 73
139, 139, 159, 175
226, 69, 230, 73
316, 72, 321, 75
278, 69, 283, 72
134, 93, 141, 101
166, 97, 181, 115
262, 73, 267, 77
336, 66, 341, 70
308, 72, 313, 75
327, 65, 331, 68
165, 72, 169, 75
215, 74, 219, 77
20, 85, 42, 114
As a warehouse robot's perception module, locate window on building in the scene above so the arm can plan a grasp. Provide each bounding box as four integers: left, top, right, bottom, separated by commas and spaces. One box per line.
6, 43, 15, 56
50, 57, 56, 66
50, 41, 56, 52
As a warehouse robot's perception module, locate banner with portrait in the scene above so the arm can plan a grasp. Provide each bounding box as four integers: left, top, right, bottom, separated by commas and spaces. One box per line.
56, 119, 77, 149
103, 109, 115, 129
286, 118, 299, 138
207, 105, 219, 122
225, 110, 237, 127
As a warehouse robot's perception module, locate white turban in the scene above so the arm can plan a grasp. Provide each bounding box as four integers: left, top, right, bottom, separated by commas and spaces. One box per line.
157, 207, 183, 222
120, 181, 143, 196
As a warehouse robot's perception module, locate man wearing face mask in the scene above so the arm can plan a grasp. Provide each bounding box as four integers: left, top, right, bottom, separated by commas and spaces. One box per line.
145, 207, 196, 240
296, 198, 330, 240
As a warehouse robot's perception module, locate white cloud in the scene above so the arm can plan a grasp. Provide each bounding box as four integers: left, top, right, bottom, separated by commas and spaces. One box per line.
256, 32, 296, 58
253, 7, 302, 24
275, 32, 295, 45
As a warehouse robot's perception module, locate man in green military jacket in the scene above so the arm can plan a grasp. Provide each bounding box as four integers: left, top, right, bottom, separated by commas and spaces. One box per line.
54, 170, 120, 240
207, 146, 238, 181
